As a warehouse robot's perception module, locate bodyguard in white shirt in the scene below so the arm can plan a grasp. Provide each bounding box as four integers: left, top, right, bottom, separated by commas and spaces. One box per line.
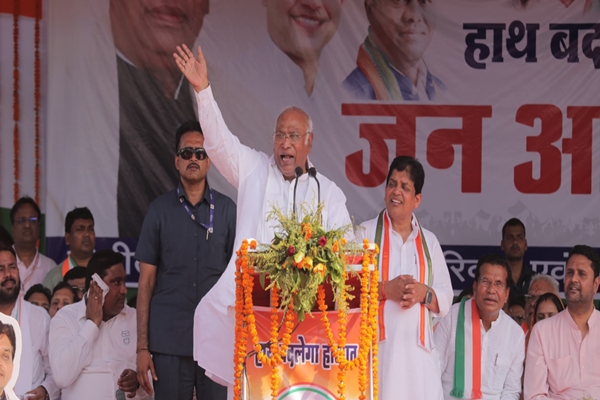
49, 250, 150, 400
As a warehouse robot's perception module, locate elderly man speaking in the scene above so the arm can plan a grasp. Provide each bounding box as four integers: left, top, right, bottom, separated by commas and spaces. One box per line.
171, 44, 352, 397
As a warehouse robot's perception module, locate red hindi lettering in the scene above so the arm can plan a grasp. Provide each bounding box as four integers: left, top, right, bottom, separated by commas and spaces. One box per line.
563, 106, 600, 194
342, 104, 491, 192
514, 104, 562, 194
342, 104, 416, 187
426, 106, 492, 193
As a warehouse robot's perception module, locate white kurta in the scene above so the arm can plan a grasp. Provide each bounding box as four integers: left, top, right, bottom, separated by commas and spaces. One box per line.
15, 249, 57, 291
435, 303, 525, 400
9, 299, 59, 399
48, 300, 150, 400
358, 213, 454, 400
192, 85, 352, 386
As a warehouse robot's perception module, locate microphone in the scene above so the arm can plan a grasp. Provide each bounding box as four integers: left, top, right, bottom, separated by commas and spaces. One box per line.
292, 166, 303, 217
308, 167, 320, 206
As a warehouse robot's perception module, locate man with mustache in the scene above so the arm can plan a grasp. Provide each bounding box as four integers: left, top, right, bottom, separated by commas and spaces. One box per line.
173, 44, 352, 398
135, 121, 236, 399
43, 208, 96, 291
343, 0, 445, 101
435, 253, 525, 400
524, 245, 600, 399
501, 218, 537, 304
0, 243, 59, 400
49, 250, 150, 400
10, 197, 57, 291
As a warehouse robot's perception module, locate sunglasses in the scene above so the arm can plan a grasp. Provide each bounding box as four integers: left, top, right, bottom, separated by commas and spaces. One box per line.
177, 147, 208, 161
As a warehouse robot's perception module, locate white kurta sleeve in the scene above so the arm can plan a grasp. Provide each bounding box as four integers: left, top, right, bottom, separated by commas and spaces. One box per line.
195, 85, 262, 188
49, 315, 99, 388
36, 312, 60, 400
500, 330, 524, 400
428, 232, 454, 319
434, 308, 453, 375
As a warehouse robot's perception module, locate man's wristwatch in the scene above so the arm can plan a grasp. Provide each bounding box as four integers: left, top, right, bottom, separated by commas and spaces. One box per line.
424, 286, 433, 306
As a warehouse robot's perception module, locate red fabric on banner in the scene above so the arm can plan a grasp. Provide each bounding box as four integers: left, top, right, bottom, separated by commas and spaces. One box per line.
0, 0, 42, 19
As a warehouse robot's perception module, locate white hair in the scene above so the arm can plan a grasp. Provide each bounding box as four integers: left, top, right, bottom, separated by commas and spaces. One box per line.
530, 274, 560, 295
275, 106, 314, 143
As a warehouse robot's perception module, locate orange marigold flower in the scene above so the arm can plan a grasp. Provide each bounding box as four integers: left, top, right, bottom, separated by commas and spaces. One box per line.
249, 240, 257, 249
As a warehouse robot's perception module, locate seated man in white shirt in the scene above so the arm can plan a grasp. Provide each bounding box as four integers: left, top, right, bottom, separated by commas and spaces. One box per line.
435, 253, 525, 400
49, 249, 149, 400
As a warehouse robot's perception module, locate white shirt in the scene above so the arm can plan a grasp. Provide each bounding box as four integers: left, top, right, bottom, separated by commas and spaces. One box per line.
15, 249, 57, 291
192, 85, 352, 386
435, 303, 525, 400
358, 214, 454, 399
8, 299, 59, 399
48, 300, 150, 400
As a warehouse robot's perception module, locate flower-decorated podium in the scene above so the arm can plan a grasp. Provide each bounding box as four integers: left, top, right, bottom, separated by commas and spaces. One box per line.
232, 207, 380, 400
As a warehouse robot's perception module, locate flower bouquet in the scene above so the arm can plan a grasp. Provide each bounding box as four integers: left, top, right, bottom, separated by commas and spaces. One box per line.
233, 204, 380, 400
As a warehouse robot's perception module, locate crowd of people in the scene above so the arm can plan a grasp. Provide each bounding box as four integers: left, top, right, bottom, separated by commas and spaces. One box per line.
0, 42, 597, 400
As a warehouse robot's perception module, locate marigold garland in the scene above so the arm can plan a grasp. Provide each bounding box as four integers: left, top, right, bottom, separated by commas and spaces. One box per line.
234, 236, 380, 400
13, 0, 21, 202
34, 0, 42, 204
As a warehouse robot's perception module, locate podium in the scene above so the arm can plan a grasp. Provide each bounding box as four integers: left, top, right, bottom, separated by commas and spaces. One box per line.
233, 239, 380, 400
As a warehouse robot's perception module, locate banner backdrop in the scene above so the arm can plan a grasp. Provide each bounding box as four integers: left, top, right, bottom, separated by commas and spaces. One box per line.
45, 0, 600, 290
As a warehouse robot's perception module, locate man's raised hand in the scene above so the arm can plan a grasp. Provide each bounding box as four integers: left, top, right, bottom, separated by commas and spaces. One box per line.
173, 44, 209, 93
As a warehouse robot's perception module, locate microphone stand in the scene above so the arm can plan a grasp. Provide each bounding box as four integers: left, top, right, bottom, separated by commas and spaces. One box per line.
308, 167, 321, 223
292, 166, 303, 220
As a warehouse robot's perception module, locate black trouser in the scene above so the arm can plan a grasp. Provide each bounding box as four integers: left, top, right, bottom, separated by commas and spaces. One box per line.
152, 353, 227, 400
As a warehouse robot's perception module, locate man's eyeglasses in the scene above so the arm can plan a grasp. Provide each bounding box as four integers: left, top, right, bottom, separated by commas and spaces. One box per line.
177, 147, 208, 161
524, 294, 540, 303
273, 132, 308, 145
71, 286, 85, 295
15, 216, 39, 225
478, 277, 506, 290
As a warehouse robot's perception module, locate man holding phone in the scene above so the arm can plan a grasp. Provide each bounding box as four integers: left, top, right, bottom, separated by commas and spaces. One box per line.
49, 250, 150, 400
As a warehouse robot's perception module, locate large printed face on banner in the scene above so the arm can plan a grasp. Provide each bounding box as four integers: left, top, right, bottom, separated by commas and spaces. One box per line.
264, 0, 344, 64
366, 0, 436, 69
109, 0, 209, 67
273, 109, 314, 181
